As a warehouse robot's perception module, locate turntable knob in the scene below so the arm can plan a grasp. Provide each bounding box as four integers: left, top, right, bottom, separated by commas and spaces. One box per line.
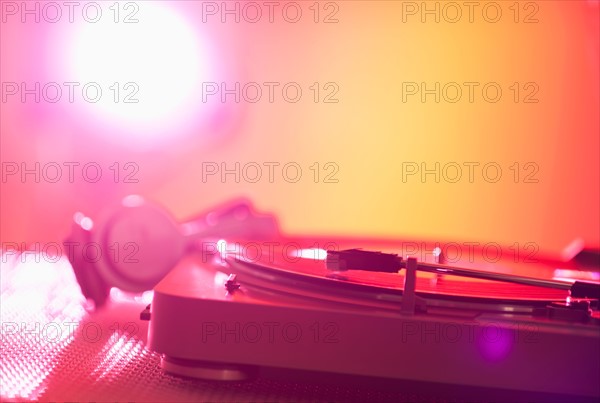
225, 274, 241, 293
433, 246, 445, 264
432, 247, 445, 286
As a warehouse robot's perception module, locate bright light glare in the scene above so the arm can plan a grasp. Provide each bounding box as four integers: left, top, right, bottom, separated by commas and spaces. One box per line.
68, 2, 207, 135
80, 217, 94, 230
217, 239, 228, 258
292, 248, 328, 260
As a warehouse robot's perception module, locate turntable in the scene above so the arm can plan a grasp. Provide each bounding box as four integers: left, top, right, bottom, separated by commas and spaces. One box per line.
143, 241, 600, 399
61, 197, 600, 401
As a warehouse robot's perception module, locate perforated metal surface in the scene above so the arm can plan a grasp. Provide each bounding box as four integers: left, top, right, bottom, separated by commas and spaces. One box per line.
2, 252, 594, 402
0, 252, 456, 402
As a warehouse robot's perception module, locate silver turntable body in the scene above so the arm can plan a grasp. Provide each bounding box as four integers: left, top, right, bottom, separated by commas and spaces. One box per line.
144, 244, 600, 399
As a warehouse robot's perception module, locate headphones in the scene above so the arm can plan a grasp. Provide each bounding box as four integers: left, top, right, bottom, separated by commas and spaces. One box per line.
64, 195, 279, 307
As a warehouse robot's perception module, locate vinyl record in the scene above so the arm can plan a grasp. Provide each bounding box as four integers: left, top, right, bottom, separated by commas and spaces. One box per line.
216, 239, 573, 314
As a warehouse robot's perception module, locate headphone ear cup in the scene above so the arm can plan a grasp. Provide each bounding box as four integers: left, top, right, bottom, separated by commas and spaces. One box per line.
64, 222, 109, 308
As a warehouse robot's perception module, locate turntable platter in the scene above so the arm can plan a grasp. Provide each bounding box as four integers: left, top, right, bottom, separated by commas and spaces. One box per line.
211, 238, 574, 312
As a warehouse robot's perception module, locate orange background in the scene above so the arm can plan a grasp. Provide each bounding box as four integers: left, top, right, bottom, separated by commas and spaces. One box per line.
1, 1, 598, 258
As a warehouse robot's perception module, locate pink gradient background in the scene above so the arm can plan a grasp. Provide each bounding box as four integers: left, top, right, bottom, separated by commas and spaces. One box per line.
1, 0, 598, 258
